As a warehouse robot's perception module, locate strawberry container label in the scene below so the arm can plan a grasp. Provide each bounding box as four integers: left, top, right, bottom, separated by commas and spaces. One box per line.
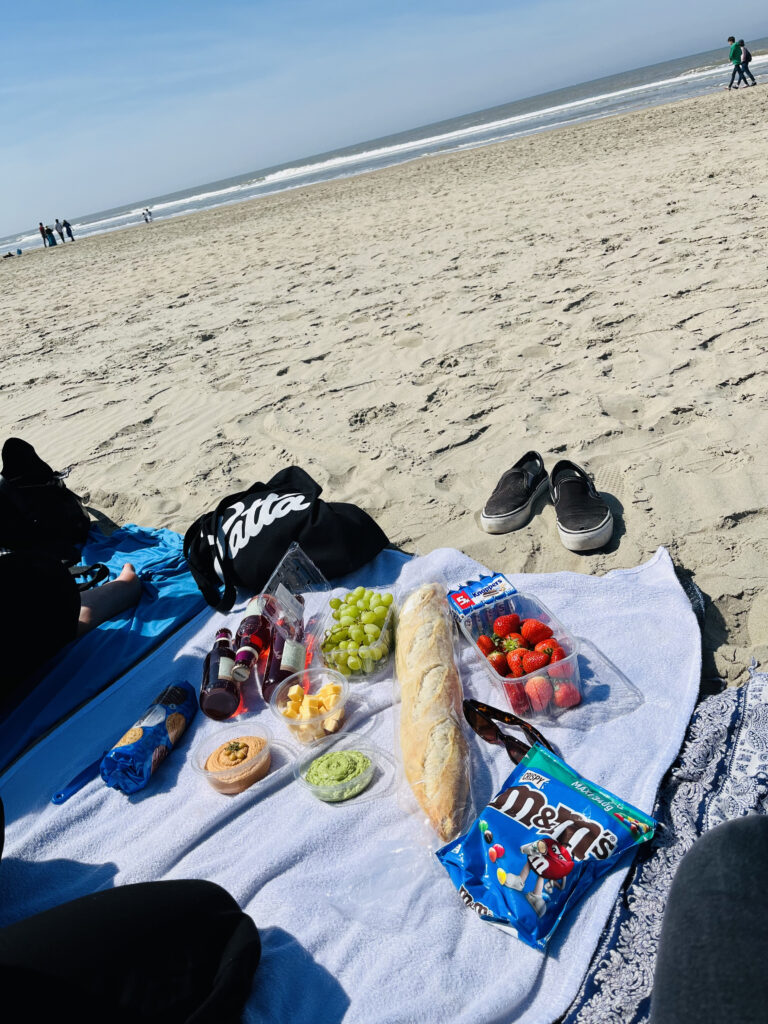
448, 574, 517, 619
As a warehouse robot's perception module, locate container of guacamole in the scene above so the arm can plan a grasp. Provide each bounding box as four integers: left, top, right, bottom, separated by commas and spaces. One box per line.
294, 734, 378, 803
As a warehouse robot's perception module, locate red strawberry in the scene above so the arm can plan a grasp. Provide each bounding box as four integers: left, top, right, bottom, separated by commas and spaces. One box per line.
477, 634, 495, 657
502, 632, 528, 652
524, 675, 553, 712
553, 681, 581, 708
506, 650, 526, 677
548, 646, 574, 679
521, 619, 553, 646
504, 680, 529, 714
534, 637, 559, 657
492, 614, 521, 638
522, 650, 550, 674
488, 651, 509, 676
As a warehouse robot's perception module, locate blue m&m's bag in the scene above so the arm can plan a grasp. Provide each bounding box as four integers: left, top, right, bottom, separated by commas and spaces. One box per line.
436, 745, 656, 950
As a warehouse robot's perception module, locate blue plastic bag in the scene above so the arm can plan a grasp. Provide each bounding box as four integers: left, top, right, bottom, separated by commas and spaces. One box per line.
100, 680, 197, 794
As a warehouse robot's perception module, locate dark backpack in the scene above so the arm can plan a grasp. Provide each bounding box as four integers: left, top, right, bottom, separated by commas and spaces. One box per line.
183, 466, 389, 611
0, 438, 91, 561
743, 46, 752, 62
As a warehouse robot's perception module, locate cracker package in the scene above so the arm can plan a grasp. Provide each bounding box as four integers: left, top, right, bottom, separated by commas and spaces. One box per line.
436, 745, 656, 950
100, 681, 197, 794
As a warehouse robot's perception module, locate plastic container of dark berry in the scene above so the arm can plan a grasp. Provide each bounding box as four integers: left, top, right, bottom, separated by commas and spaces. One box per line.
458, 591, 582, 720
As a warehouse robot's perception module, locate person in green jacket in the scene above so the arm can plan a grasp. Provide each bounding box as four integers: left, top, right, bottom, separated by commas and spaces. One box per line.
727, 36, 747, 89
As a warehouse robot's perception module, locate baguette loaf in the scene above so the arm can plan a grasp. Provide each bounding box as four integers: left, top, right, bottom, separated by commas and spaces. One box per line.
396, 583, 470, 841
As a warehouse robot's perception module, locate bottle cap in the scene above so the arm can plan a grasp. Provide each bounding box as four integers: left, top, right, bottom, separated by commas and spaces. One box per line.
232, 649, 255, 683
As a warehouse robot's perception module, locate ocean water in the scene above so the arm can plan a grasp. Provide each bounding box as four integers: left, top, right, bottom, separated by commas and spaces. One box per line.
5, 39, 767, 252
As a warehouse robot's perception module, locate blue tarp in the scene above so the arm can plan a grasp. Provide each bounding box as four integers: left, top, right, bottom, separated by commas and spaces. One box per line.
0, 524, 205, 772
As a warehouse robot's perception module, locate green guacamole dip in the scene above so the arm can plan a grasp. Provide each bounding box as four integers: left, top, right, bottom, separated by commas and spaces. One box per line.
306, 750, 372, 800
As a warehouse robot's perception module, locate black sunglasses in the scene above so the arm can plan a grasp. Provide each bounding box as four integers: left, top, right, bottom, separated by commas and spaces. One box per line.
463, 699, 556, 763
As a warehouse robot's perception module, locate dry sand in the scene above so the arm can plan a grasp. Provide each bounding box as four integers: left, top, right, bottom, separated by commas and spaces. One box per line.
3, 87, 767, 686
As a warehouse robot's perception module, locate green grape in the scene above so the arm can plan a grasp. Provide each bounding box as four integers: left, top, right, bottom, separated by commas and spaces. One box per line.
365, 589, 374, 601
347, 656, 362, 671
349, 625, 365, 642
329, 597, 342, 610
358, 645, 370, 659
353, 586, 365, 598
338, 663, 352, 676
369, 644, 384, 661
361, 611, 375, 625
347, 641, 359, 652
356, 599, 368, 611
373, 605, 388, 622
332, 609, 341, 620
381, 592, 394, 606
364, 624, 381, 638
334, 649, 349, 664
339, 615, 355, 627
368, 594, 382, 609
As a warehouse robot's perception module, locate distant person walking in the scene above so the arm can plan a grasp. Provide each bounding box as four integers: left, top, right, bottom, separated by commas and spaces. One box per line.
62, 219, 74, 241
45, 226, 57, 246
38, 222, 48, 247
143, 207, 153, 222
738, 39, 757, 85
54, 219, 66, 243
727, 37, 747, 89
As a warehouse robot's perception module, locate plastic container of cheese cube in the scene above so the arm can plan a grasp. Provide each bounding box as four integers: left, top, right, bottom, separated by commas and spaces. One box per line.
269, 667, 350, 745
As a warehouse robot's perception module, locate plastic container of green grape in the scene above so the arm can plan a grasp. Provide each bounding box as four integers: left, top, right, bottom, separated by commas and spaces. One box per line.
320, 587, 397, 680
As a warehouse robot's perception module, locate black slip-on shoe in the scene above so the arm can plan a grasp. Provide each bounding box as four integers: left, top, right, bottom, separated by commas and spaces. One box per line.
549, 460, 613, 552
480, 451, 549, 534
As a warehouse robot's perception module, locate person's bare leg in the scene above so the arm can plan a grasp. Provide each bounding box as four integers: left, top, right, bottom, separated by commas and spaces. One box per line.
77, 563, 142, 636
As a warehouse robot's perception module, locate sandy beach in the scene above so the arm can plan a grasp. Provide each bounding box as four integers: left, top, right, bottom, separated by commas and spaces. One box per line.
3, 86, 767, 686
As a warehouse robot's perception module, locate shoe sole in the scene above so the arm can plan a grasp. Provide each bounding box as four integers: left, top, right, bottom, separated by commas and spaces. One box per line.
556, 512, 614, 552
480, 477, 549, 534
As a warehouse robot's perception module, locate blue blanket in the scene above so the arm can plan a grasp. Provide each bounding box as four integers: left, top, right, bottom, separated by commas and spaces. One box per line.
0, 524, 205, 772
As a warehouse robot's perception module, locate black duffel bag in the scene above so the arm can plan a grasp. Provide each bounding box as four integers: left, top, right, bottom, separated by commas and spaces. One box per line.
0, 437, 91, 562
183, 466, 389, 611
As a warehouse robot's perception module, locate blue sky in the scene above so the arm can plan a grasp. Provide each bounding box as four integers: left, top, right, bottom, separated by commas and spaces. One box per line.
2, 0, 766, 236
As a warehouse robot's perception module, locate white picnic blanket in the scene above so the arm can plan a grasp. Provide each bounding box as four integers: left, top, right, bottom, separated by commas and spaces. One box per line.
0, 547, 701, 1024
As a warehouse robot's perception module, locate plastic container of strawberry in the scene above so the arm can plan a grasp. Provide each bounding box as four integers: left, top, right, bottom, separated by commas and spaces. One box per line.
458, 591, 582, 720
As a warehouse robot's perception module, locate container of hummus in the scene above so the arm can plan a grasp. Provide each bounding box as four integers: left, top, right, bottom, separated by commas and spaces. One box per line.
294, 733, 378, 803
192, 721, 272, 795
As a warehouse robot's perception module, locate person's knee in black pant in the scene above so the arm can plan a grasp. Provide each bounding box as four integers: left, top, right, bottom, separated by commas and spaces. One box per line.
0, 879, 260, 1024
651, 815, 768, 1024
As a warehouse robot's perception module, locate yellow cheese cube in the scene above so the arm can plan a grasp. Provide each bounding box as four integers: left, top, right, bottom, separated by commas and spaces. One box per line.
323, 709, 345, 734
287, 684, 304, 701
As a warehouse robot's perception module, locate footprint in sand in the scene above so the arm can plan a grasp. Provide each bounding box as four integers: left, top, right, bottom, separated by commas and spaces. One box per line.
393, 334, 424, 349
598, 395, 640, 422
